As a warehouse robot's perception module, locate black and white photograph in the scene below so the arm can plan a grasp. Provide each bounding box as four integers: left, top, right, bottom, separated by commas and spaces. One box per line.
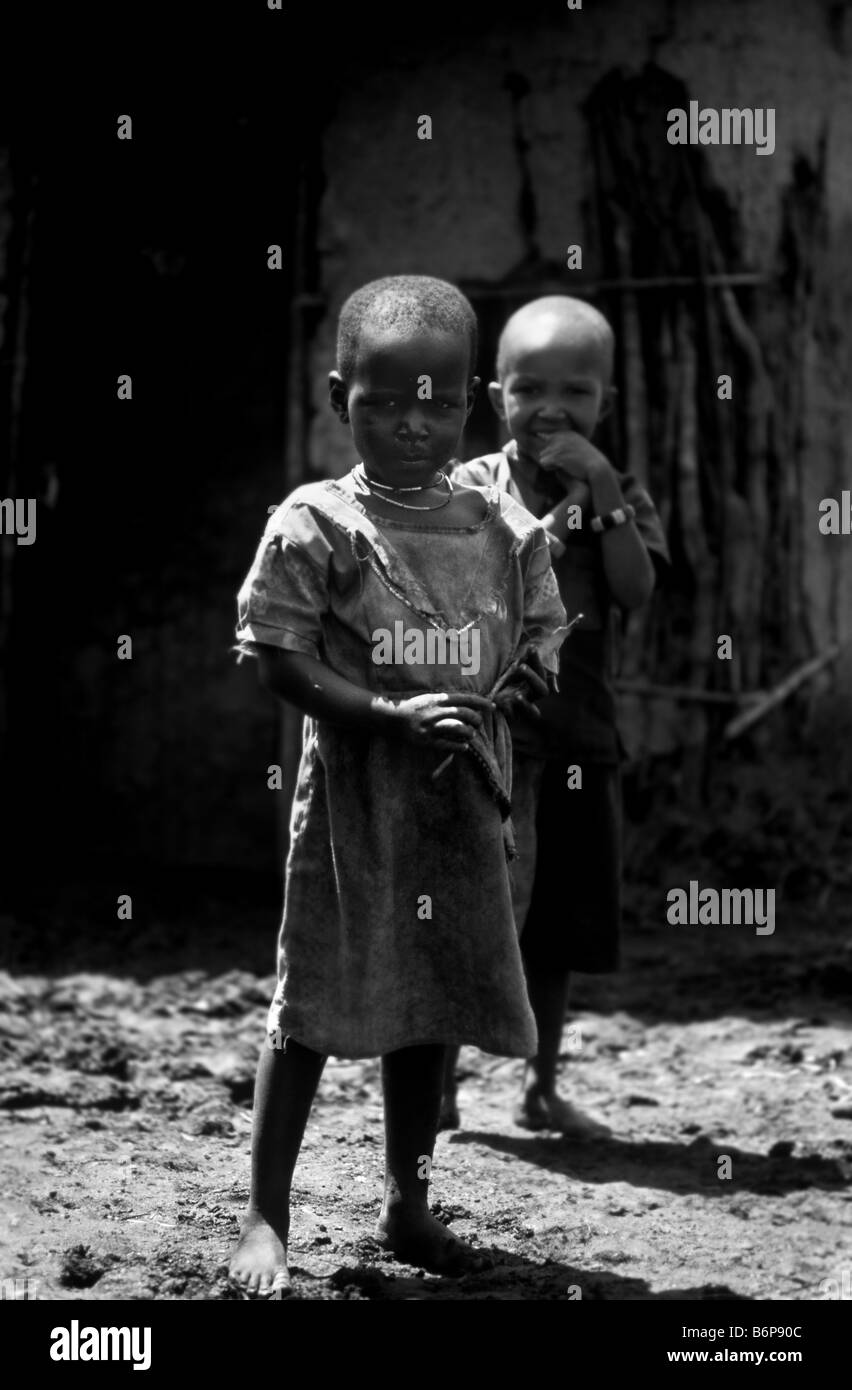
1, 0, 850, 1356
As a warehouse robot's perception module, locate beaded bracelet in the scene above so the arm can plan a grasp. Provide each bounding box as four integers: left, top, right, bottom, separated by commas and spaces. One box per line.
589, 503, 636, 534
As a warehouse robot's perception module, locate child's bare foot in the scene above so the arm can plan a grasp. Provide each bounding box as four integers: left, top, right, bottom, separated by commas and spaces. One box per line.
229, 1210, 292, 1298
437, 1092, 460, 1131
376, 1206, 487, 1276
514, 1090, 611, 1139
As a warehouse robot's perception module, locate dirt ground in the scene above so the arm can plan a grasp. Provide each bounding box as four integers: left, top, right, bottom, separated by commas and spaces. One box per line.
2, 738, 851, 1302
1, 914, 850, 1301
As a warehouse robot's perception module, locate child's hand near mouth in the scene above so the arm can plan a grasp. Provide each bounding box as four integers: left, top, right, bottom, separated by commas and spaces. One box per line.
538, 429, 609, 485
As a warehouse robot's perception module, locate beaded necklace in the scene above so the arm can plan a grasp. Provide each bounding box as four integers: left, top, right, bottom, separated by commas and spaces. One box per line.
354, 462, 454, 512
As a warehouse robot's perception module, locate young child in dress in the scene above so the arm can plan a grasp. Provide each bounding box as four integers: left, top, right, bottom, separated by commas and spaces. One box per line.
443, 295, 670, 1137
228, 276, 567, 1295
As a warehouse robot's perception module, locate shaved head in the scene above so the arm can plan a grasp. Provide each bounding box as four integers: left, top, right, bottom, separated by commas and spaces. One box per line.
337, 275, 478, 383
496, 295, 615, 384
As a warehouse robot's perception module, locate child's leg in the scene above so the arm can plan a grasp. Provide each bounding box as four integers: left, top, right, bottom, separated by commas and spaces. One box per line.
513, 761, 614, 1138
438, 1045, 461, 1130
229, 1039, 326, 1294
524, 963, 571, 1095
377, 1043, 484, 1274
516, 965, 610, 1137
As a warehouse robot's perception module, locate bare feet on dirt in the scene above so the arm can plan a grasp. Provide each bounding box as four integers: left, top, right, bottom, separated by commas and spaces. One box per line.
376, 1205, 487, 1275
515, 1089, 612, 1138
228, 1210, 292, 1297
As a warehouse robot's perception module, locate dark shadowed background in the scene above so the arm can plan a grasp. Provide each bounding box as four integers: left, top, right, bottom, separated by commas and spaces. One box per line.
0, 0, 850, 975
0, 1, 850, 1312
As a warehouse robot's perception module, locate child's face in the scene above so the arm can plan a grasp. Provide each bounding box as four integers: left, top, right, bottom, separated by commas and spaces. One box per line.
489, 332, 612, 465
330, 326, 478, 486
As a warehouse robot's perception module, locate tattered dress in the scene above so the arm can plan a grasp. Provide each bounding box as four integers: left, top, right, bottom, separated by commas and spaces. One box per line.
235, 470, 566, 1058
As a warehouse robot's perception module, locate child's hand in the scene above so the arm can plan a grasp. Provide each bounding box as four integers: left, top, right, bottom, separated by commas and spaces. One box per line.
538, 431, 609, 486
493, 650, 550, 720
392, 692, 497, 753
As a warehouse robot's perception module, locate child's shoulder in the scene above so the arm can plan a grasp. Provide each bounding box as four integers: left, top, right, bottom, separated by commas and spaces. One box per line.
454, 454, 543, 541
263, 478, 372, 554
264, 480, 339, 532
452, 452, 504, 490
492, 487, 545, 541
253, 481, 360, 573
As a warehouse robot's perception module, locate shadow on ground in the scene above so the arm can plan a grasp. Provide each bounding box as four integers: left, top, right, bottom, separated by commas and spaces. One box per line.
449, 1130, 851, 1198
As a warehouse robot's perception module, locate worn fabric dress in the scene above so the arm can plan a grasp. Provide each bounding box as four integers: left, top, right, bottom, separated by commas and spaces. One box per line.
235, 469, 566, 1058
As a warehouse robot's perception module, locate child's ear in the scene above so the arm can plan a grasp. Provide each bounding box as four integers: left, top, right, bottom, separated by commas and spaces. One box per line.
598, 385, 617, 422
465, 376, 481, 417
329, 371, 349, 423
487, 381, 507, 421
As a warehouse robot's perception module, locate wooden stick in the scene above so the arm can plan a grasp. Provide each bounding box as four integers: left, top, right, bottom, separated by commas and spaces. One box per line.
295, 277, 770, 311
676, 310, 716, 693
609, 207, 651, 754
717, 277, 773, 688
431, 617, 585, 781
300, 281, 769, 312
614, 681, 765, 706
723, 644, 843, 741
456, 275, 769, 299
429, 661, 525, 783
613, 215, 649, 489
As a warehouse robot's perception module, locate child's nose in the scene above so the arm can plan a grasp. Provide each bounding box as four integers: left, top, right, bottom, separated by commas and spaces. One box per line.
398, 405, 429, 436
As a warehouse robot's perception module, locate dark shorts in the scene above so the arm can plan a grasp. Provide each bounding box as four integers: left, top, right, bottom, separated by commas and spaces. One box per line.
510, 755, 622, 974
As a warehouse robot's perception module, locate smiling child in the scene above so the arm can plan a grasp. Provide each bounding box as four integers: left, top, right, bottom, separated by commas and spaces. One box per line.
444, 295, 670, 1137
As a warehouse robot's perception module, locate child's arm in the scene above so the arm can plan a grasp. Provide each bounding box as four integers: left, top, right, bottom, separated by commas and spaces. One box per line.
539, 433, 655, 610
257, 647, 496, 754
539, 489, 588, 557
237, 510, 495, 754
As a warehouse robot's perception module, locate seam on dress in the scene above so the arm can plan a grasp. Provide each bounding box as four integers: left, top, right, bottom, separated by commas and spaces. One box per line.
346, 514, 494, 631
